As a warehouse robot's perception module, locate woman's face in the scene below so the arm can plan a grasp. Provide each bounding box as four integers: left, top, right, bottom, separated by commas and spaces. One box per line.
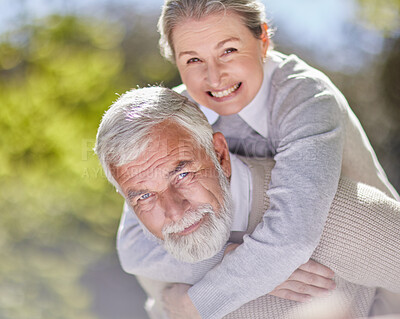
172, 11, 268, 115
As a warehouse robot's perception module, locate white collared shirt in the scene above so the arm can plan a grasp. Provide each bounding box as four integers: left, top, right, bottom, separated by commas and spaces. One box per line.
229, 154, 252, 231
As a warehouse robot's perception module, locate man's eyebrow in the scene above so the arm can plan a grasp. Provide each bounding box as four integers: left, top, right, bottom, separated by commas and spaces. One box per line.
127, 189, 147, 200
168, 160, 193, 177
125, 161, 193, 199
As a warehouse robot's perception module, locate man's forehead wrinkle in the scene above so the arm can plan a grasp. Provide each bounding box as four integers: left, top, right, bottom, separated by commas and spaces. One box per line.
128, 151, 185, 182
120, 160, 147, 182
129, 153, 196, 184
115, 159, 154, 191
118, 122, 206, 184
114, 164, 137, 185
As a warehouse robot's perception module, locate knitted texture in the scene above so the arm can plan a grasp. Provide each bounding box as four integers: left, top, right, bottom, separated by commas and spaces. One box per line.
225, 157, 400, 319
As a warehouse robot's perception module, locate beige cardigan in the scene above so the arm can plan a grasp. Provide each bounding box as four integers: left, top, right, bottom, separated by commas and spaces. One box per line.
137, 157, 400, 319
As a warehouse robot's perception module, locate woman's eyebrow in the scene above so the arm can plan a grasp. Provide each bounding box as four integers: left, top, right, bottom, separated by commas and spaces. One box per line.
178, 50, 197, 58
216, 37, 240, 49
178, 37, 240, 58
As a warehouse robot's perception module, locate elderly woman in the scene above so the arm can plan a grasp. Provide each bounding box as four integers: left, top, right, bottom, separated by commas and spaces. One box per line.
116, 0, 400, 318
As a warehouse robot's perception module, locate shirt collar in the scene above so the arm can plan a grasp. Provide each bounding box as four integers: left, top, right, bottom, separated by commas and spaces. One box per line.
229, 154, 252, 231
199, 104, 219, 124
200, 52, 281, 139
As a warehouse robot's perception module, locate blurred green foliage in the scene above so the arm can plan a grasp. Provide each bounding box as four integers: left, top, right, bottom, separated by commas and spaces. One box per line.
0, 12, 178, 319
357, 0, 400, 34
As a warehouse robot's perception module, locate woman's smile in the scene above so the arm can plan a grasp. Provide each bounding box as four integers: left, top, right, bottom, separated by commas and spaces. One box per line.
208, 82, 242, 98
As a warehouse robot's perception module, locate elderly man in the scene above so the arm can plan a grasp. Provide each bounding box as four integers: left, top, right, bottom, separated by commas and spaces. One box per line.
95, 87, 400, 319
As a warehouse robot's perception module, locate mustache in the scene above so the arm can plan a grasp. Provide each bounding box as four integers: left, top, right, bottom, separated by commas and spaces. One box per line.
162, 204, 214, 235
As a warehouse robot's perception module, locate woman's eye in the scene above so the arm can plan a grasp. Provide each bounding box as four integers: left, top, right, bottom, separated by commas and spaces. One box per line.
224, 48, 237, 55
187, 57, 200, 64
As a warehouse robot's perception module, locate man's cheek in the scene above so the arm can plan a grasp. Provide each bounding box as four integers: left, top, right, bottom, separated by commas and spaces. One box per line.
184, 184, 214, 203
141, 209, 165, 238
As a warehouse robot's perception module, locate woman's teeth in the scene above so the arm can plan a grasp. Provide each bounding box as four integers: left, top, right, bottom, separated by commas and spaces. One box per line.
210, 83, 240, 98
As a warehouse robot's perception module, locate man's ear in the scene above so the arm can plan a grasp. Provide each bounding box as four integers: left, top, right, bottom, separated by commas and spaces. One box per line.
212, 132, 231, 179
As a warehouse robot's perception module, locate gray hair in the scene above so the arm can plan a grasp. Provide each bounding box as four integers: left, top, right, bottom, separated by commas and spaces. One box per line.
94, 86, 216, 189
158, 0, 272, 62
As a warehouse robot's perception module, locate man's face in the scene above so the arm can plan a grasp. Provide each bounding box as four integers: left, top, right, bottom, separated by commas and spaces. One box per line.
112, 121, 232, 262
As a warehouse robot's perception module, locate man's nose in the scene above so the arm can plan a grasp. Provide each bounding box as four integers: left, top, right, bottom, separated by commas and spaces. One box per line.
160, 187, 190, 222
206, 60, 224, 88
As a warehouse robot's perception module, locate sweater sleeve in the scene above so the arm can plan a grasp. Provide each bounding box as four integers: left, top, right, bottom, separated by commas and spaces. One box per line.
312, 177, 400, 293
116, 202, 225, 284
188, 72, 346, 319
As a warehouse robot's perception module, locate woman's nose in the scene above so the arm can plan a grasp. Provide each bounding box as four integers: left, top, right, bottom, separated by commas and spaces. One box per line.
206, 60, 224, 87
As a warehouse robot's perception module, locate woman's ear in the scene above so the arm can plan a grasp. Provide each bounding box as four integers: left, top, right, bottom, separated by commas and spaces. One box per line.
212, 132, 231, 179
260, 23, 269, 57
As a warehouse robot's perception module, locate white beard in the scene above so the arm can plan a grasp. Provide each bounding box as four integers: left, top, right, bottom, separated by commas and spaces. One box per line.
162, 174, 233, 263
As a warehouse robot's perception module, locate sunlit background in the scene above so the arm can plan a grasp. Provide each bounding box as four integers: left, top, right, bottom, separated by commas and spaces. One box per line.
0, 0, 399, 318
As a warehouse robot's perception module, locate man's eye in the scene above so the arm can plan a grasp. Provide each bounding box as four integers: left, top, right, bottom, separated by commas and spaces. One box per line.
178, 172, 189, 180
139, 193, 152, 200
187, 57, 200, 64
224, 48, 237, 55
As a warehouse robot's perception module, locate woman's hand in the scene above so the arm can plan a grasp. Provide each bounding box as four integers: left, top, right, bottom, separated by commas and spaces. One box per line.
269, 259, 336, 302
224, 245, 335, 302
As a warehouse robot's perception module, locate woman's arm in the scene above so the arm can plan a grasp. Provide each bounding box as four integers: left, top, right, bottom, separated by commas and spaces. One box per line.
312, 177, 400, 292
